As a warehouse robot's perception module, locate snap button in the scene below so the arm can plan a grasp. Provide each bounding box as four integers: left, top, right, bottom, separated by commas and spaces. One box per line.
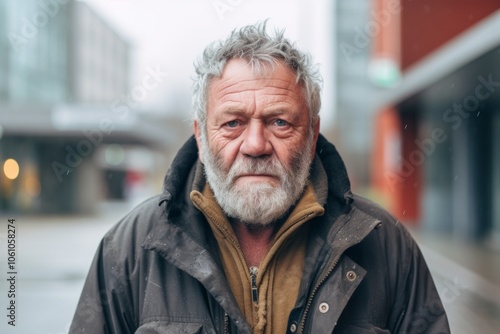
289, 322, 297, 333
346, 270, 357, 281
319, 302, 329, 313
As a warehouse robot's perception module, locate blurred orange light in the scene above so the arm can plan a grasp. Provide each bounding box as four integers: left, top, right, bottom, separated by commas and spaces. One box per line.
24, 175, 41, 197
3, 159, 20, 180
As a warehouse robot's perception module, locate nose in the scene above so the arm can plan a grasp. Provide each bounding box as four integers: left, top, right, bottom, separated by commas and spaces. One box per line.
240, 120, 273, 158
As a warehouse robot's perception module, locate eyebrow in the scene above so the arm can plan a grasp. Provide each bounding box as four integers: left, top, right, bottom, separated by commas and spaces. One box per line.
213, 108, 246, 124
218, 108, 288, 118
214, 105, 302, 122
262, 109, 286, 117
219, 108, 247, 115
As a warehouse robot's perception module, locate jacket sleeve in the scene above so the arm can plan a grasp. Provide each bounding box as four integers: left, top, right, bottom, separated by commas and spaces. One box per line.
69, 235, 136, 334
390, 226, 451, 334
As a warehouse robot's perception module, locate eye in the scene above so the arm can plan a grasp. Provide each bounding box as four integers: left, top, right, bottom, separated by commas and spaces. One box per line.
274, 119, 288, 127
225, 120, 240, 128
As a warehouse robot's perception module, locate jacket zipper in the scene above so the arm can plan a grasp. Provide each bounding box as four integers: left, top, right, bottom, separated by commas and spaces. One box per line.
224, 312, 230, 334
247, 213, 314, 306
249, 266, 259, 303
221, 267, 257, 333
297, 218, 381, 333
297, 257, 340, 334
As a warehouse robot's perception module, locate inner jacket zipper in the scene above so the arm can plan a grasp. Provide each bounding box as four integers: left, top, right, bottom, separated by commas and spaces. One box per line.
248, 213, 314, 307
224, 267, 258, 333
250, 266, 259, 303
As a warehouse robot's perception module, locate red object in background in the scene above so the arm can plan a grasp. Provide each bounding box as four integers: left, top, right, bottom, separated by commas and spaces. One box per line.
125, 170, 144, 185
370, 0, 500, 223
400, 0, 500, 70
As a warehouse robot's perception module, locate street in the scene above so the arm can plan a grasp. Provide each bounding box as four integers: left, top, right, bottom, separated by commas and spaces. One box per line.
0, 202, 123, 334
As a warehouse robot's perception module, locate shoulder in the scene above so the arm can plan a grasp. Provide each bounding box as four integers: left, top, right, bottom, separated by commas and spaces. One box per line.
351, 194, 415, 248
347, 196, 450, 332
98, 196, 166, 268
347, 194, 420, 278
104, 196, 164, 245
351, 194, 400, 227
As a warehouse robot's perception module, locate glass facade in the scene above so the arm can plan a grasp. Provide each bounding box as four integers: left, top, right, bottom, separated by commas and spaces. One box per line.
1, 1, 128, 105
334, 0, 375, 188
3, 0, 68, 103
0, 1, 7, 100
70, 3, 129, 103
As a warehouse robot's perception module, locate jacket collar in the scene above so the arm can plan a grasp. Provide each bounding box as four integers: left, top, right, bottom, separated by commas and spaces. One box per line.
314, 134, 353, 214
158, 135, 199, 208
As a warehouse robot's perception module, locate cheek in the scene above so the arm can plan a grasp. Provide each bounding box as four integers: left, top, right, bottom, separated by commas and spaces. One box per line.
272, 137, 306, 166
211, 138, 242, 170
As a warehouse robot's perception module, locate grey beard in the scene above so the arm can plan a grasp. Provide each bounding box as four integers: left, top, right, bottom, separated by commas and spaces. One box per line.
200, 134, 314, 227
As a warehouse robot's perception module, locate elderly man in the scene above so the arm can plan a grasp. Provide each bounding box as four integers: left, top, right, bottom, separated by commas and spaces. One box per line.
70, 23, 450, 333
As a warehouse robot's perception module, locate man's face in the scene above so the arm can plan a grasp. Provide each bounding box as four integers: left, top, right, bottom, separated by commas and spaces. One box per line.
194, 58, 320, 226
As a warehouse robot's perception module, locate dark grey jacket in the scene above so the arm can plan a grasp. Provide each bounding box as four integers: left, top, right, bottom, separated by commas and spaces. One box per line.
70, 135, 450, 333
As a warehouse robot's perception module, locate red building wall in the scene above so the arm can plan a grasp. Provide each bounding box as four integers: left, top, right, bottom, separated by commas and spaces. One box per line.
400, 0, 500, 70
371, 0, 500, 222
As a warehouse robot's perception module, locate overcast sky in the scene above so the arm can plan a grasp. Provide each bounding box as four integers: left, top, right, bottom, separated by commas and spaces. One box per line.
82, 0, 336, 129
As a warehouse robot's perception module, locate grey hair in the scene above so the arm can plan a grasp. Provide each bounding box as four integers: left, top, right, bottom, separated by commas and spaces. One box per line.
192, 21, 322, 129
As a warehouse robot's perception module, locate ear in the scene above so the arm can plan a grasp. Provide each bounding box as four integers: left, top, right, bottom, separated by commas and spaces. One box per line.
310, 118, 320, 160
193, 119, 204, 163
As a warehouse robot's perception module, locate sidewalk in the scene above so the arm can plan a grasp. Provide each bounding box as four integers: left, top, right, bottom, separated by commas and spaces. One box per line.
0, 202, 131, 334
410, 228, 500, 334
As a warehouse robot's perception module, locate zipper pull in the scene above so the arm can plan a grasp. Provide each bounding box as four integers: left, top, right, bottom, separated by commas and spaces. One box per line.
223, 312, 230, 334
249, 266, 258, 303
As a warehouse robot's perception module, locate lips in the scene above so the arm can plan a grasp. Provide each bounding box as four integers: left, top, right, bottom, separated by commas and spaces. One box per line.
238, 174, 276, 178
234, 174, 279, 182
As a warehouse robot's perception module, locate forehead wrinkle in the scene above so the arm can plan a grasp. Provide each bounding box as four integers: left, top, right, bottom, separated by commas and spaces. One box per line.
212, 85, 306, 117
214, 77, 298, 97
214, 86, 299, 105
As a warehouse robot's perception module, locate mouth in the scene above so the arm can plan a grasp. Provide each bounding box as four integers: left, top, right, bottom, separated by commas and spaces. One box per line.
235, 174, 279, 183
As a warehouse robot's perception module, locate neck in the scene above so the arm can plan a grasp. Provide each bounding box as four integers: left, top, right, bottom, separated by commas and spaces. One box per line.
232, 220, 276, 267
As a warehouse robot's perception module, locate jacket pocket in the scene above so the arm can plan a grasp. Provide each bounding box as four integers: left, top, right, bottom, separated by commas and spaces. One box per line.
136, 321, 203, 334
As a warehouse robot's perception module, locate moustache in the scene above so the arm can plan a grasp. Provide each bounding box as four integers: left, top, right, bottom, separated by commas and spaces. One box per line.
227, 157, 285, 181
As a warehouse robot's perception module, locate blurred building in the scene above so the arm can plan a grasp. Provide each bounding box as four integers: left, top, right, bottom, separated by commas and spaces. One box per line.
331, 1, 375, 191
332, 0, 402, 193
0, 1, 177, 214
68, 2, 129, 103
368, 0, 500, 246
